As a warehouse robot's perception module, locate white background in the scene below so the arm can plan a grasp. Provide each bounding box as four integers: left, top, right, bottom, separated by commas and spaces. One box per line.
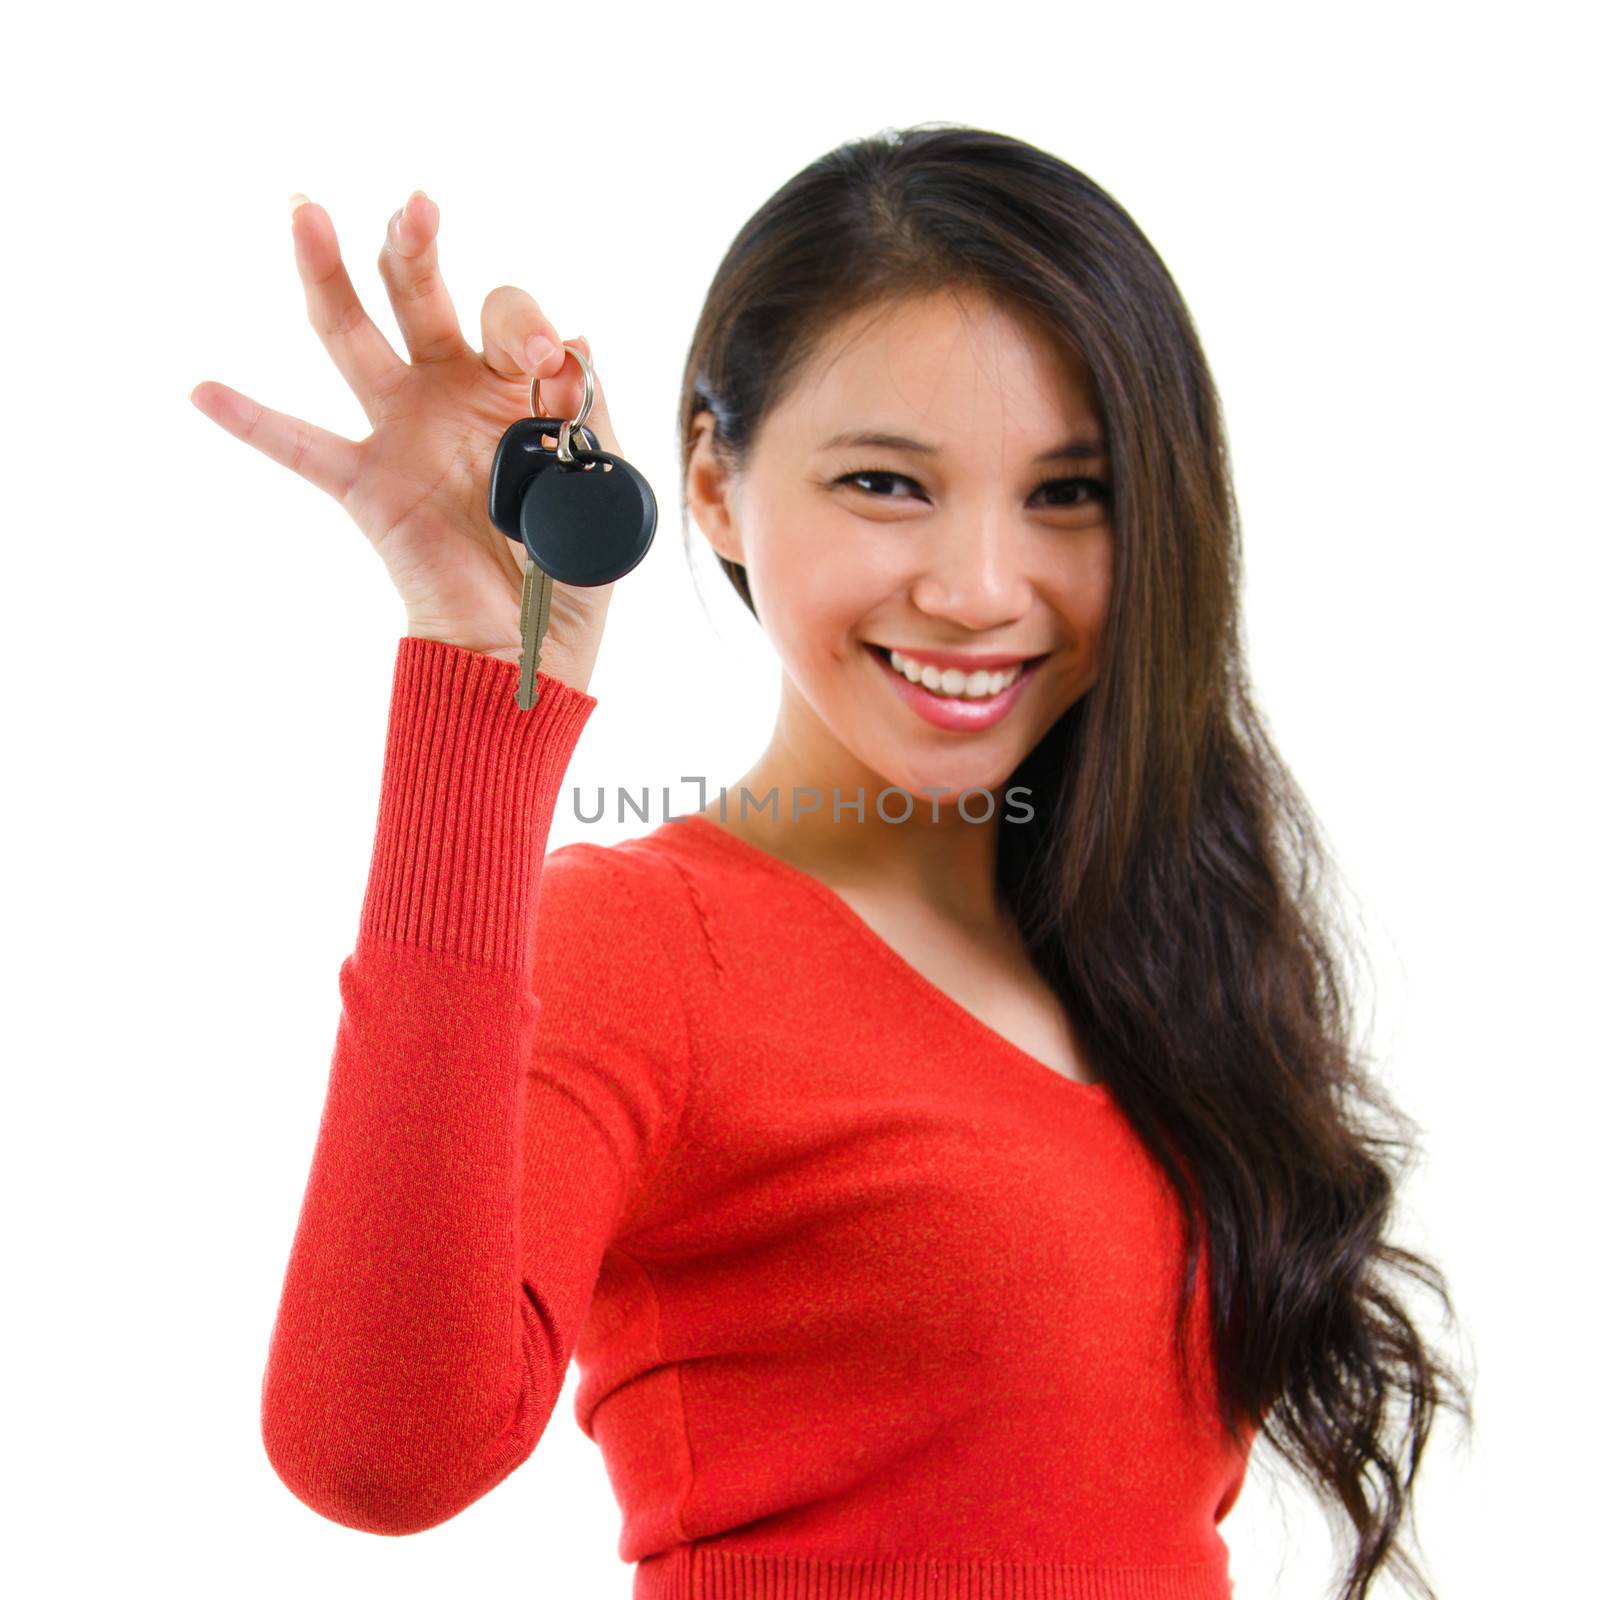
5, 2, 1591, 1595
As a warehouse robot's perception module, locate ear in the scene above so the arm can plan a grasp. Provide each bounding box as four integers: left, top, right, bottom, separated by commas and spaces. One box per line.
685, 410, 745, 566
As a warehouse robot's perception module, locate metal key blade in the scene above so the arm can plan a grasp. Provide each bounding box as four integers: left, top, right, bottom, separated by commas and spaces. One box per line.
516, 558, 554, 710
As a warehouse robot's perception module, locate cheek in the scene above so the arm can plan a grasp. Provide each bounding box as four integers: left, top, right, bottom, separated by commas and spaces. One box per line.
750, 520, 893, 653
1039, 536, 1114, 670
756, 554, 862, 667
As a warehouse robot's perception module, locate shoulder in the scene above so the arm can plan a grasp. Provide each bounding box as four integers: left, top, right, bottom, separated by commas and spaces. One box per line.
527, 844, 694, 1129
534, 835, 722, 1016
538, 835, 694, 940
535, 840, 674, 973
525, 841, 705, 1235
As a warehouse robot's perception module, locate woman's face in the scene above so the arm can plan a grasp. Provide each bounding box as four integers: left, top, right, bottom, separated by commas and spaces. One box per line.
690, 289, 1114, 809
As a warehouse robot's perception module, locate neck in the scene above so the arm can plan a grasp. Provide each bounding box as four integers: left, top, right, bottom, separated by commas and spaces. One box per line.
704, 697, 1012, 930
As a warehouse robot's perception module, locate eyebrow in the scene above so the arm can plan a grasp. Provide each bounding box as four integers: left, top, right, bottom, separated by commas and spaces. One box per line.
817, 427, 1106, 463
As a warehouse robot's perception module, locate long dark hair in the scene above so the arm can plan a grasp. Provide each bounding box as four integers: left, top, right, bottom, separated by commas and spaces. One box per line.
674, 123, 1473, 1600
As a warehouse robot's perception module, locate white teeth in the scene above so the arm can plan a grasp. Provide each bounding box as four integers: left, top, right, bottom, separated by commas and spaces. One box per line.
887, 648, 1023, 698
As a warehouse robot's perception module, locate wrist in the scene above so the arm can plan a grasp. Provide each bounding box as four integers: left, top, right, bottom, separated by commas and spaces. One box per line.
404, 629, 593, 695
489, 645, 591, 696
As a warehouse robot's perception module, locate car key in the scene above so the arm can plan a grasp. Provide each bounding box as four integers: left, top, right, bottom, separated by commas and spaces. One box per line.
487, 344, 657, 709
491, 413, 599, 708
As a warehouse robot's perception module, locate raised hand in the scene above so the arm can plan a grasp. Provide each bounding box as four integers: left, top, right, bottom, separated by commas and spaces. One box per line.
189, 190, 620, 692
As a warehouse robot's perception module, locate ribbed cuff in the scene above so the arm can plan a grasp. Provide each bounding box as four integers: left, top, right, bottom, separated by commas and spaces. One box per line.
634, 1546, 1235, 1600
357, 635, 597, 970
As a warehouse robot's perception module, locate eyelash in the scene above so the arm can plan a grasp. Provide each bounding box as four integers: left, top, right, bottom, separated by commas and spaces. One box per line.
831, 466, 1110, 508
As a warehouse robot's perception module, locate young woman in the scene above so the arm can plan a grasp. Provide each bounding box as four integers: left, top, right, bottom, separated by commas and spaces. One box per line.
194, 125, 1470, 1600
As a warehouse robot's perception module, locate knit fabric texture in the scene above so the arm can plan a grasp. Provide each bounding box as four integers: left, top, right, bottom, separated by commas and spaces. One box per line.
260, 635, 1255, 1599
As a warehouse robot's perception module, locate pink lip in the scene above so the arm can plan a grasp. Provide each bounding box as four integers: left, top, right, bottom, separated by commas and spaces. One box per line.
867, 643, 1042, 731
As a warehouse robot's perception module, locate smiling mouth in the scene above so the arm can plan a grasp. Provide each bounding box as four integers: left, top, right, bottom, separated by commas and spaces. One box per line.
864, 641, 1050, 693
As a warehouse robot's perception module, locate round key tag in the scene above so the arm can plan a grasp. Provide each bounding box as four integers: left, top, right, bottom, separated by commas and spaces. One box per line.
518, 450, 657, 585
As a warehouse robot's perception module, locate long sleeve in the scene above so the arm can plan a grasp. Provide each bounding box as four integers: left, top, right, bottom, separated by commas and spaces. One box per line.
259, 636, 690, 1537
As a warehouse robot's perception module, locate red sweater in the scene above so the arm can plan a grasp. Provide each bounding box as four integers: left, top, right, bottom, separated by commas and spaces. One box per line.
262, 635, 1255, 1599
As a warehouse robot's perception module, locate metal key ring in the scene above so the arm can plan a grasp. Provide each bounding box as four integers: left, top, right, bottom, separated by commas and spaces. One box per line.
529, 342, 596, 465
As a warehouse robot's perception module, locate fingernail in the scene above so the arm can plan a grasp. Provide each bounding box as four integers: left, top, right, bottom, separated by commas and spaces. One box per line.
289, 192, 311, 217
525, 335, 557, 370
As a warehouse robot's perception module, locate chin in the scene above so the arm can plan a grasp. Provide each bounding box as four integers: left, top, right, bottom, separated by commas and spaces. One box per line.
870, 752, 1027, 815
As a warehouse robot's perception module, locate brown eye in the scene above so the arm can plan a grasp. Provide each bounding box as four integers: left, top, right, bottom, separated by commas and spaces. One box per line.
1037, 478, 1110, 508
835, 469, 922, 499
832, 469, 1110, 511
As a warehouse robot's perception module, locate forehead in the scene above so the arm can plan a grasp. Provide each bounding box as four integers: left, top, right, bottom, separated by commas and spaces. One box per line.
779, 290, 1100, 451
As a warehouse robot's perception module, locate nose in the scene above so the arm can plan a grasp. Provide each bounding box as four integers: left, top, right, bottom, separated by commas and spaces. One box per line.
907, 507, 1033, 634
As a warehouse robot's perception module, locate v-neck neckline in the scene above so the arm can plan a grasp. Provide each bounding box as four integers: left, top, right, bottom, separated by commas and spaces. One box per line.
665, 814, 1113, 1106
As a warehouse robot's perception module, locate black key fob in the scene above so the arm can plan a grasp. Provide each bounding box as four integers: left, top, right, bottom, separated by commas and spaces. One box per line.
518, 448, 657, 586
487, 417, 601, 541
